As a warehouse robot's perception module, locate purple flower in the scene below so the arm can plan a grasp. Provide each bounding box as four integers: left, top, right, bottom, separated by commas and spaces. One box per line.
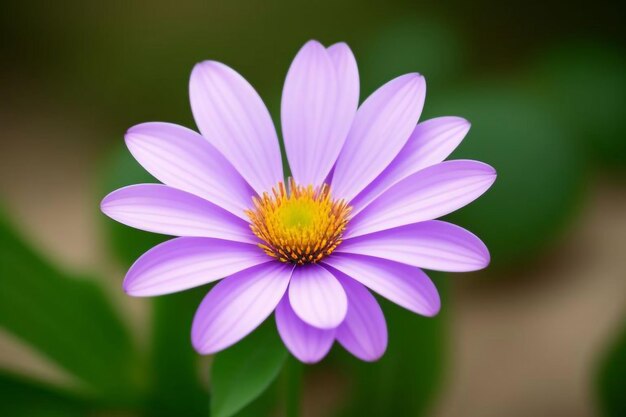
101, 40, 496, 363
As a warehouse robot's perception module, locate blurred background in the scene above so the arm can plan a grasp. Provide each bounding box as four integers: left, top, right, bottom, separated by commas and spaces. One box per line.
1, 1, 625, 416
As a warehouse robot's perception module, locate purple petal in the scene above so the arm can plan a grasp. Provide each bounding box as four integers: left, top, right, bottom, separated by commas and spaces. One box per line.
327, 42, 359, 129
125, 122, 254, 220
192, 262, 291, 354
332, 271, 387, 362
351, 117, 471, 215
282, 41, 345, 185
323, 254, 440, 317
288, 264, 348, 329
124, 238, 268, 296
347, 160, 496, 238
331, 74, 426, 202
101, 184, 255, 243
338, 220, 490, 272
275, 295, 335, 364
189, 61, 283, 195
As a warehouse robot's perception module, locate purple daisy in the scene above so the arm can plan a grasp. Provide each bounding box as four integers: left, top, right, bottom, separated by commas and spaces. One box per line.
101, 40, 496, 363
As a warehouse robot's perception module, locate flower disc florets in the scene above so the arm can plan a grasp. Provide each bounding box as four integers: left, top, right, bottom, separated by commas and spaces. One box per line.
246, 178, 351, 265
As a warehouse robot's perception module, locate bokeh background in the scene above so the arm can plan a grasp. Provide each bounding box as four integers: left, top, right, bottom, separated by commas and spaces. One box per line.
1, 1, 625, 416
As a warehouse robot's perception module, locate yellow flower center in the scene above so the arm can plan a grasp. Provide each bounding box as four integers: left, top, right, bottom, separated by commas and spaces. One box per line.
246, 179, 351, 265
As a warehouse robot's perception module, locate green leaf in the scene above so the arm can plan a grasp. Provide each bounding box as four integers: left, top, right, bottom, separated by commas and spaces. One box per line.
281, 357, 304, 417
531, 41, 626, 170
210, 320, 288, 417
229, 356, 301, 417
424, 84, 586, 267
597, 323, 626, 417
0, 372, 89, 417
145, 289, 210, 417
360, 17, 465, 96
336, 274, 447, 417
229, 374, 282, 417
0, 211, 139, 404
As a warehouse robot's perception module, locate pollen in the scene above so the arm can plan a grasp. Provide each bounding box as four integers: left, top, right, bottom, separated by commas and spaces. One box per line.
245, 178, 352, 265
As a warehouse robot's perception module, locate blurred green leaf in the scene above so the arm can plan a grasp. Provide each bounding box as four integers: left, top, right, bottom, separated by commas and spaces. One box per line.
282, 357, 304, 417
229, 355, 300, 417
424, 84, 586, 266
597, 323, 626, 417
337, 275, 447, 417
0, 373, 89, 417
360, 17, 464, 96
229, 374, 282, 417
100, 145, 208, 415
531, 41, 626, 170
208, 332, 291, 417
210, 320, 288, 417
145, 289, 209, 417
0, 210, 138, 404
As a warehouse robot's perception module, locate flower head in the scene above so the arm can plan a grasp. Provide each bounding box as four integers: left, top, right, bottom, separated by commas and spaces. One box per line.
101, 40, 496, 363
246, 179, 351, 265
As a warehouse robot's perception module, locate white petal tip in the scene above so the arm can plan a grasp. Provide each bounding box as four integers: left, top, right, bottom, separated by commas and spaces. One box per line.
99, 197, 111, 214
358, 353, 385, 362
191, 329, 222, 355
303, 39, 324, 48
191, 60, 225, 78
305, 317, 346, 330
124, 122, 163, 142
121, 282, 136, 296
422, 304, 442, 317
296, 355, 326, 364
447, 116, 471, 130
191, 341, 210, 355
329, 41, 348, 48
469, 161, 498, 182
191, 340, 212, 355
122, 274, 155, 297
122, 282, 146, 297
